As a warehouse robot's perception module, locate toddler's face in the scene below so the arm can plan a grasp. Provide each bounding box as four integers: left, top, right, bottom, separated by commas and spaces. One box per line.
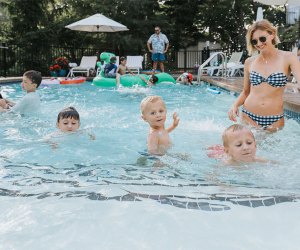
142, 101, 167, 128
57, 117, 80, 132
225, 129, 256, 162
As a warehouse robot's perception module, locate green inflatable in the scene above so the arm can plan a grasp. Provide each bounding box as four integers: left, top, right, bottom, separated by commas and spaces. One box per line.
93, 72, 175, 87
97, 52, 116, 68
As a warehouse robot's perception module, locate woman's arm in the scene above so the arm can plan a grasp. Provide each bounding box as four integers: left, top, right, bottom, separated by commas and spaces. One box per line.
228, 58, 252, 122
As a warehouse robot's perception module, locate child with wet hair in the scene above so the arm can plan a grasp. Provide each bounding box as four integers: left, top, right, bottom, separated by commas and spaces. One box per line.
0, 70, 42, 114
140, 95, 179, 155
176, 72, 193, 85
222, 124, 267, 165
139, 74, 158, 86
57, 107, 80, 132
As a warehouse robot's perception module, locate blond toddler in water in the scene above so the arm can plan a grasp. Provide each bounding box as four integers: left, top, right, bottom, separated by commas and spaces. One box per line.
141, 96, 179, 155
222, 124, 267, 165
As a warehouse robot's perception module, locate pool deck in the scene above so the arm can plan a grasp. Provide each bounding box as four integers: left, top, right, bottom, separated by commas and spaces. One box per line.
200, 76, 300, 114
1, 75, 300, 114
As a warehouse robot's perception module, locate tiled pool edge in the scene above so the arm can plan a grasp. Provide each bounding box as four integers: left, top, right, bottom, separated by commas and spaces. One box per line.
201, 76, 300, 122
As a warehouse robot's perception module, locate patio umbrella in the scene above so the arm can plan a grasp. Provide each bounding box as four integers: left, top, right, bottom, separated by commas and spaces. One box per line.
256, 7, 264, 20
65, 13, 129, 32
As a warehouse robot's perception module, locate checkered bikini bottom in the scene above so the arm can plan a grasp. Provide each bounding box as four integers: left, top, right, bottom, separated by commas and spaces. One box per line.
242, 107, 284, 129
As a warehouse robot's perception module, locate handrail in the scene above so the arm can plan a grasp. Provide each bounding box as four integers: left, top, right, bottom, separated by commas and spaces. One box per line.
197, 52, 227, 83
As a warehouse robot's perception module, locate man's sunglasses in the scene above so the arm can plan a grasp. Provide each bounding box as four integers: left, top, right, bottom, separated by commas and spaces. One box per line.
250, 36, 268, 46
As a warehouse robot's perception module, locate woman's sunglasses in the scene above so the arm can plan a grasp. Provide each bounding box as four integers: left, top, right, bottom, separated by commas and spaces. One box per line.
251, 36, 268, 46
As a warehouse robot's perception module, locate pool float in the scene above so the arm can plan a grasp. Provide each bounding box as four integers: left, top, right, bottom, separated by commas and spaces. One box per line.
93, 72, 175, 87
41, 78, 60, 86
60, 77, 86, 85
206, 87, 221, 94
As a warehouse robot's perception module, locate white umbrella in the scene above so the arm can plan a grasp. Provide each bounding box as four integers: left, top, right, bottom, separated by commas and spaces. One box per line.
254, 0, 300, 6
256, 7, 264, 20
65, 13, 129, 32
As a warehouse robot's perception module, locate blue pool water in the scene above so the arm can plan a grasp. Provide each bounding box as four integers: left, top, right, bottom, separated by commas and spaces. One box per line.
0, 81, 300, 249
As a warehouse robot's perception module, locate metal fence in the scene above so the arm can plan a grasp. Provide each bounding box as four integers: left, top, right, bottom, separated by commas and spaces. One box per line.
0, 42, 297, 77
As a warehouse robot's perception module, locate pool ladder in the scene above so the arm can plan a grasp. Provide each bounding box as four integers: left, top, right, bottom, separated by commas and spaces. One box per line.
197, 52, 227, 84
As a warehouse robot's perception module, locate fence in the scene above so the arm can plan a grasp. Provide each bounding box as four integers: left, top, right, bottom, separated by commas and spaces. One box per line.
0, 42, 297, 77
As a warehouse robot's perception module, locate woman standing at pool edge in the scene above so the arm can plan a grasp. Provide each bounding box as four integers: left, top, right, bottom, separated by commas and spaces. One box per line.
228, 19, 300, 131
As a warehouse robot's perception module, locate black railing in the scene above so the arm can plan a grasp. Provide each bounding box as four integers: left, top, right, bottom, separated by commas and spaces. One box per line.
0, 42, 297, 77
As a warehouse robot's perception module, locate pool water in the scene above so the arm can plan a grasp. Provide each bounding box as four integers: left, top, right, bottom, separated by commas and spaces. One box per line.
0, 81, 300, 249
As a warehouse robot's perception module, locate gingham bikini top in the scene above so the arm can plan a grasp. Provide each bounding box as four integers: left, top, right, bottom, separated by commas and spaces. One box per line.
250, 71, 288, 88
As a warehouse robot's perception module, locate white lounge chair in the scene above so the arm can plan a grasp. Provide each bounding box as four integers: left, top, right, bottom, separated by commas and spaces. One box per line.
126, 56, 143, 74
204, 52, 243, 76
67, 56, 97, 77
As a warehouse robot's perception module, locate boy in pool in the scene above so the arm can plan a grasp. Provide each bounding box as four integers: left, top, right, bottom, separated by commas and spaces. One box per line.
57, 107, 81, 132
0, 92, 14, 110
176, 72, 193, 85
139, 75, 159, 86
140, 95, 179, 155
0, 70, 42, 114
222, 124, 267, 165
116, 56, 135, 87
104, 56, 117, 78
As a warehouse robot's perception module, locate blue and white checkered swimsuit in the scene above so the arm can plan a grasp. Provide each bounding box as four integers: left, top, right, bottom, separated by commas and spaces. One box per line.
241, 108, 284, 129
250, 71, 288, 87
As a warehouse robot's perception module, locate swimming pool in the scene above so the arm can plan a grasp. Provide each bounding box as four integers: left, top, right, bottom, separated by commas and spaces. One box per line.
1, 81, 300, 249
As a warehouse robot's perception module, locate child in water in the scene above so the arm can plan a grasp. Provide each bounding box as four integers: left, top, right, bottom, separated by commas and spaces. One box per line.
0, 70, 42, 114
140, 95, 179, 155
116, 56, 135, 87
0, 92, 13, 110
57, 107, 80, 132
176, 72, 193, 85
139, 74, 159, 86
218, 124, 267, 165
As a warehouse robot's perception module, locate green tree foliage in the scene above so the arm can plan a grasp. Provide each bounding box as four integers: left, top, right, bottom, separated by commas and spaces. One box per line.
163, 0, 203, 50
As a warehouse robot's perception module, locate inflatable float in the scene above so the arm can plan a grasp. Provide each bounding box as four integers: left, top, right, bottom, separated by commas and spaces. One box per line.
206, 87, 221, 94
60, 77, 86, 85
41, 78, 60, 86
93, 72, 175, 87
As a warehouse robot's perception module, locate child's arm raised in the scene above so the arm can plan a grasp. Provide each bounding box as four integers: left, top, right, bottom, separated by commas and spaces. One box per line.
166, 112, 179, 133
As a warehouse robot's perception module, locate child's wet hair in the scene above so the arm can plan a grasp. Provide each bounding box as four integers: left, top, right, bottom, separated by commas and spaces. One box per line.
57, 107, 80, 123
24, 70, 42, 87
151, 75, 158, 84
222, 124, 254, 147
140, 95, 165, 114
119, 56, 126, 62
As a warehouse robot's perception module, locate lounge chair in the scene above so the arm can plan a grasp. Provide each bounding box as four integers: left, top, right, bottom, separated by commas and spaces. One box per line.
67, 56, 97, 77
126, 56, 144, 74
203, 52, 243, 77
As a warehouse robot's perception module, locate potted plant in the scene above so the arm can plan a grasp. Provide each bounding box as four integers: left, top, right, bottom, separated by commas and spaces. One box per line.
49, 57, 69, 77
